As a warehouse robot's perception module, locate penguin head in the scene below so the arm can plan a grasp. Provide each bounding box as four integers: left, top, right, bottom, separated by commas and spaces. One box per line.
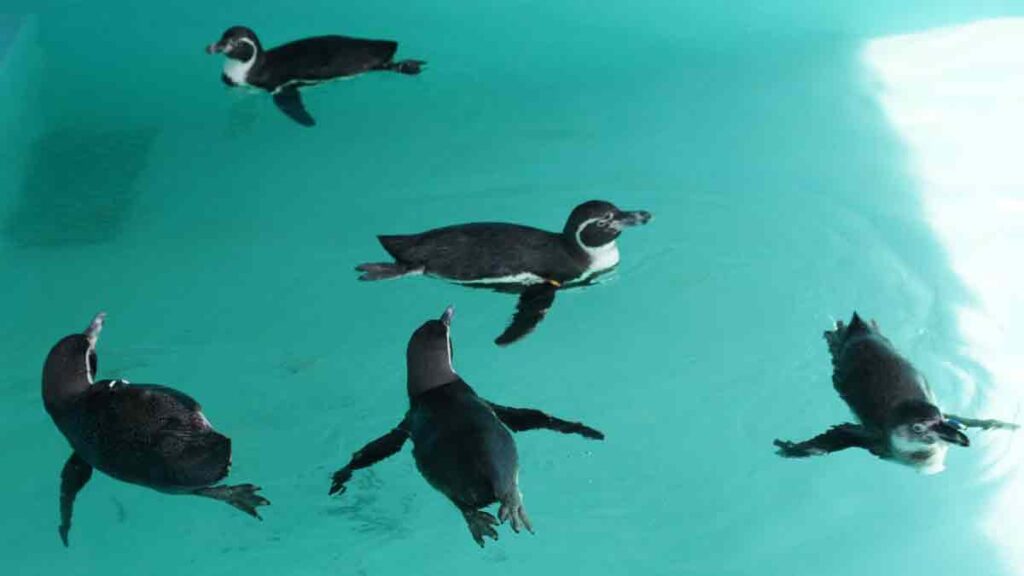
406, 306, 457, 398
206, 26, 261, 61
888, 401, 970, 474
564, 200, 652, 251
42, 312, 105, 412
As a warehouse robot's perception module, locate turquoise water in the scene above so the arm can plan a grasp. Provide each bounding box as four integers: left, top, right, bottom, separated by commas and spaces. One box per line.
3, 1, 1024, 574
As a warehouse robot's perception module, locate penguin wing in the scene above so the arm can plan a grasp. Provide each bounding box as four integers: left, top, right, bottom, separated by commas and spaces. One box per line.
267, 36, 398, 80
486, 402, 605, 439
773, 423, 877, 458
272, 86, 316, 127
495, 282, 558, 346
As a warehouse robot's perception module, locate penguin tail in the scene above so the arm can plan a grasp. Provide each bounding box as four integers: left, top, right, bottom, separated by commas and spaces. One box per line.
385, 59, 426, 75
355, 262, 421, 281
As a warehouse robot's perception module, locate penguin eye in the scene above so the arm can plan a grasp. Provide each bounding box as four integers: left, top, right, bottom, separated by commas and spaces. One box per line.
911, 423, 927, 434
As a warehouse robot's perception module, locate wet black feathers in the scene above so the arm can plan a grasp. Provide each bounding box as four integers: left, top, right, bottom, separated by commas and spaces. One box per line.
377, 224, 583, 282
253, 36, 398, 88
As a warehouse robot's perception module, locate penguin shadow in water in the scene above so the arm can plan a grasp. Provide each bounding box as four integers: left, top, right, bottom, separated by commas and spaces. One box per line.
42, 313, 270, 547
356, 200, 653, 346
328, 305, 605, 547
774, 312, 1019, 473
324, 470, 414, 539
206, 26, 425, 127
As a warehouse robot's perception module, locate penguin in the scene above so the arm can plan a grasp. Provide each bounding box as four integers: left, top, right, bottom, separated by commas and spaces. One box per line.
356, 200, 652, 345
43, 313, 269, 546
774, 313, 1018, 473
328, 305, 604, 547
206, 26, 425, 127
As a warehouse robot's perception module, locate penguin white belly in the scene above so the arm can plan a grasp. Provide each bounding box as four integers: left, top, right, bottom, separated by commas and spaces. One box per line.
451, 272, 546, 286
890, 435, 949, 475
223, 58, 254, 87
580, 242, 620, 279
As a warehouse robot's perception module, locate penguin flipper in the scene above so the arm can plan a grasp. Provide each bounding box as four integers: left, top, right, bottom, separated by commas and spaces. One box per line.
487, 402, 604, 440
774, 423, 873, 458
494, 282, 558, 346
59, 453, 93, 547
944, 414, 1020, 431
272, 86, 316, 127
329, 424, 409, 495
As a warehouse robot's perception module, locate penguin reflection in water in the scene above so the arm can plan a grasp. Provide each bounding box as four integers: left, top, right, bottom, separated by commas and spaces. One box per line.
206, 26, 425, 126
42, 313, 269, 546
775, 313, 1018, 473
356, 200, 652, 345
329, 306, 604, 546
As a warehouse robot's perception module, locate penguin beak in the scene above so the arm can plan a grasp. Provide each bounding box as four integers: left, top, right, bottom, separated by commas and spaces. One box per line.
84, 312, 106, 345
933, 421, 970, 447
206, 41, 225, 55
615, 210, 653, 227
440, 305, 454, 327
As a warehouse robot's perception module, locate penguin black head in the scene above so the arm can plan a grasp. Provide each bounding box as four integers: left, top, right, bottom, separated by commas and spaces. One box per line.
406, 306, 457, 398
206, 26, 261, 60
563, 200, 652, 250
42, 312, 105, 412
888, 400, 970, 474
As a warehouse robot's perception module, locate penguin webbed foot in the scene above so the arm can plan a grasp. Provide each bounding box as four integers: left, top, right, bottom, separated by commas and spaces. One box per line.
354, 262, 420, 281
462, 509, 500, 548
194, 483, 270, 520
498, 491, 533, 535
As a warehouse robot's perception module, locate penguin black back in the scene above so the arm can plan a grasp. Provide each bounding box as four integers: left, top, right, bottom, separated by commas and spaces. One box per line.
826, 312, 932, 431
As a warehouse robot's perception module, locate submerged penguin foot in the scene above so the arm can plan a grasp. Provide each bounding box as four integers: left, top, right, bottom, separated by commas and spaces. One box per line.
498, 492, 533, 535
463, 509, 500, 548
194, 483, 270, 520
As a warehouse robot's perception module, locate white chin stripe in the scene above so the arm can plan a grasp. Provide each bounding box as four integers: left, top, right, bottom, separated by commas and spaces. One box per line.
223, 38, 257, 86
575, 218, 621, 277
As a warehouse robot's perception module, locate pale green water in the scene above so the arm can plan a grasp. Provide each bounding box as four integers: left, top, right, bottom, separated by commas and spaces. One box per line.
2, 2, 1023, 575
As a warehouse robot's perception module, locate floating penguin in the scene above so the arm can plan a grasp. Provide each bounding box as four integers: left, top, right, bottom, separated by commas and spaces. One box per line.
774, 313, 1018, 473
328, 306, 604, 546
206, 26, 425, 126
42, 313, 269, 546
356, 200, 652, 345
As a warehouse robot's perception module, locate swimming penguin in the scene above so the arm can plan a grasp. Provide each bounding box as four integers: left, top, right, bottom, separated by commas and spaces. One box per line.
774, 313, 1018, 473
43, 313, 269, 546
356, 200, 652, 345
328, 305, 604, 547
206, 26, 425, 126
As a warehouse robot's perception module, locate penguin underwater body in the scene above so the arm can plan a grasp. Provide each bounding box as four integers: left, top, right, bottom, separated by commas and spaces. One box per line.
328, 306, 604, 547
206, 26, 425, 126
43, 313, 269, 546
774, 313, 1018, 473
356, 200, 652, 345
